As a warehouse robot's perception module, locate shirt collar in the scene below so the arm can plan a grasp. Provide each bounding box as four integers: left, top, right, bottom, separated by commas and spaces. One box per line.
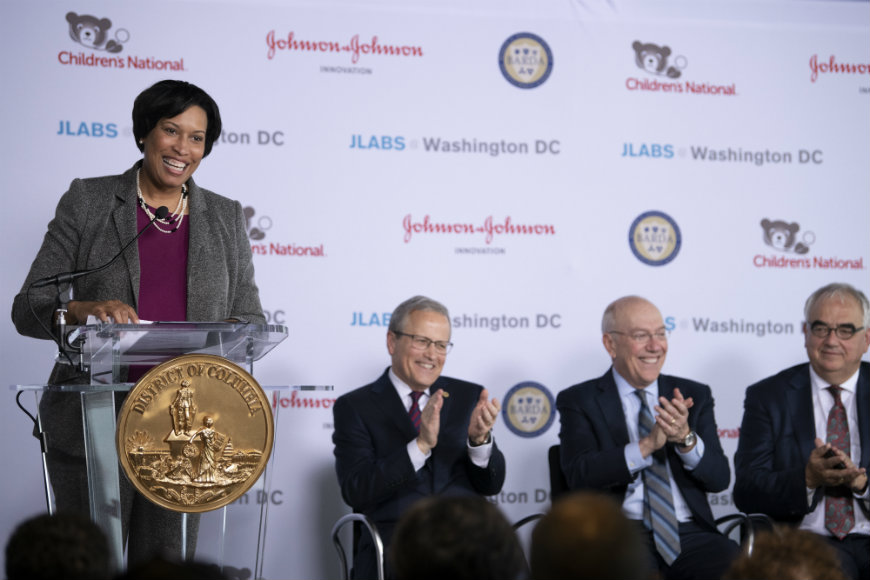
612, 367, 658, 401
808, 364, 859, 396
388, 367, 429, 400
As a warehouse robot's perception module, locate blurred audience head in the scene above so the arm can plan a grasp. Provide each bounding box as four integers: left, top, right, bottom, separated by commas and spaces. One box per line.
390, 495, 524, 580
5, 511, 111, 580
723, 526, 846, 580
118, 556, 230, 580
530, 491, 650, 580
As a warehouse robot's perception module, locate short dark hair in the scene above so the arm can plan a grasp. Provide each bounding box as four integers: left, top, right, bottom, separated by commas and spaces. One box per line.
531, 492, 650, 580
132, 80, 222, 157
390, 495, 524, 580
5, 512, 112, 580
723, 526, 846, 580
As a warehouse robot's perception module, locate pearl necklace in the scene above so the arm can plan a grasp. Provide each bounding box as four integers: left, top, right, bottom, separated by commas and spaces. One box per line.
136, 169, 188, 234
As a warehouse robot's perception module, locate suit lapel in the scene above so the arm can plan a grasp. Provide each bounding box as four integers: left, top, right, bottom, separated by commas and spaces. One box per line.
370, 370, 418, 441
113, 170, 140, 308
597, 370, 630, 446
857, 365, 870, 468
429, 377, 450, 492
787, 366, 816, 460
186, 181, 208, 319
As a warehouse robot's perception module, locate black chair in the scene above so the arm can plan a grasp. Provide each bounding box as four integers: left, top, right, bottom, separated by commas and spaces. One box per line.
547, 444, 773, 554
512, 513, 545, 578
331, 513, 385, 580
548, 444, 569, 501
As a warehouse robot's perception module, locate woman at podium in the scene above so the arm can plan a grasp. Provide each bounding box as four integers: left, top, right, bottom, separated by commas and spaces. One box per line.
11, 80, 265, 566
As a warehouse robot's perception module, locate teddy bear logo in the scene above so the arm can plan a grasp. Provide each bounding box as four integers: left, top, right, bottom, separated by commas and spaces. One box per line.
66, 12, 127, 53
631, 41, 685, 79
760, 218, 813, 255
244, 207, 271, 241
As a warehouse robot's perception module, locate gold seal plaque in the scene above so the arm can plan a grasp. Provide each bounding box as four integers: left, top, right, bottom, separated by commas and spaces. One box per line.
116, 354, 274, 513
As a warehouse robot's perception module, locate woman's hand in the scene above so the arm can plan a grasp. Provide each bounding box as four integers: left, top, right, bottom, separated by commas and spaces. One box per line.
67, 300, 140, 324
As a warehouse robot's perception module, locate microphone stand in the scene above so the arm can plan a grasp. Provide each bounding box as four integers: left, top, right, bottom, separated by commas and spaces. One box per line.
26, 205, 170, 371
20, 204, 170, 521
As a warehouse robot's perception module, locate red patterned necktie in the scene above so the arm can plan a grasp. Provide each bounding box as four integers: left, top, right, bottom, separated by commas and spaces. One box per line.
825, 385, 854, 539
409, 391, 423, 432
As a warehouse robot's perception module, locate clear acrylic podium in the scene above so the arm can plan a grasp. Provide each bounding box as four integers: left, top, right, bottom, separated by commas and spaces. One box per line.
19, 321, 288, 577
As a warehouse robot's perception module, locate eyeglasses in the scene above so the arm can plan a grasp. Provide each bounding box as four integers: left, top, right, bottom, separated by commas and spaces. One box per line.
809, 322, 864, 340
393, 331, 453, 354
608, 330, 668, 343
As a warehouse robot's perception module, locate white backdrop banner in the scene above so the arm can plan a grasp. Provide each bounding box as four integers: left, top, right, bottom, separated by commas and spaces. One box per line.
1, 1, 868, 578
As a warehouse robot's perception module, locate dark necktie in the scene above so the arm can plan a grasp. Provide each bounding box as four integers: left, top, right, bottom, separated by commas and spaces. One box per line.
636, 390, 681, 565
409, 391, 423, 432
825, 385, 854, 539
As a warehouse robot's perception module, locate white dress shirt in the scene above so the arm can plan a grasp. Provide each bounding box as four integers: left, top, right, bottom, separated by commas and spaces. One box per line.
615, 369, 705, 522
799, 366, 870, 536
388, 367, 493, 471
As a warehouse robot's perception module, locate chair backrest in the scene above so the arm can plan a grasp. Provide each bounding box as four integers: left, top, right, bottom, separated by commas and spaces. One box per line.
548, 444, 569, 501
512, 513, 544, 579
716, 512, 775, 556
330, 513, 384, 580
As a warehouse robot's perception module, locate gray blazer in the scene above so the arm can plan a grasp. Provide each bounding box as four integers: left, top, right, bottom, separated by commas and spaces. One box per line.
12, 161, 265, 341
11, 162, 265, 456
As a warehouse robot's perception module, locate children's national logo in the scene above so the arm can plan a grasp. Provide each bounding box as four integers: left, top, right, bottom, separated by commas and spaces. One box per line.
65, 12, 128, 53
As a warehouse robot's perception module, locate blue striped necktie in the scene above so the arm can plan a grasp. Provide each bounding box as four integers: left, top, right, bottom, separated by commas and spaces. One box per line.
636, 390, 681, 565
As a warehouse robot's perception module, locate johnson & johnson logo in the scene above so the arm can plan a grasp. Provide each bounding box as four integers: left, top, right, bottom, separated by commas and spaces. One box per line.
402, 214, 556, 245
266, 31, 423, 63
809, 55, 870, 83
271, 391, 336, 410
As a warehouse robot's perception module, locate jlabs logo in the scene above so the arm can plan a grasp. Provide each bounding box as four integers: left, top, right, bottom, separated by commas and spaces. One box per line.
621, 142, 674, 159
57, 120, 118, 139
349, 135, 406, 151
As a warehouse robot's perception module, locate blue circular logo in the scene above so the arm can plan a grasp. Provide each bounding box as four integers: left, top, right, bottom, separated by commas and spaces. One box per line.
502, 381, 555, 438
628, 210, 681, 266
499, 33, 554, 89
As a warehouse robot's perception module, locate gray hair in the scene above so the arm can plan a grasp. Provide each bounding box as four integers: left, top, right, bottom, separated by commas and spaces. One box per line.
601, 295, 649, 334
388, 295, 451, 334
804, 283, 870, 328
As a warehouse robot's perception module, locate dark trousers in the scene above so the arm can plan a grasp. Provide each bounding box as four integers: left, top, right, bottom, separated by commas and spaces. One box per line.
635, 519, 739, 580
824, 533, 870, 580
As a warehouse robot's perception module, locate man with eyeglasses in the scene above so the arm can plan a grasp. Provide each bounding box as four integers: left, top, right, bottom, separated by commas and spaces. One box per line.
332, 295, 506, 580
557, 295, 737, 580
735, 282, 869, 580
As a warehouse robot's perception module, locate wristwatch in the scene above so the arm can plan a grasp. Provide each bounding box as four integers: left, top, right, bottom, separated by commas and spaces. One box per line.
471, 431, 492, 447
678, 430, 697, 449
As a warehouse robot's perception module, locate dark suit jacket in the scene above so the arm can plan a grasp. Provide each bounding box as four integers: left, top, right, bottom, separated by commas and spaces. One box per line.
333, 369, 506, 579
733, 361, 870, 524
556, 369, 730, 532
11, 161, 265, 456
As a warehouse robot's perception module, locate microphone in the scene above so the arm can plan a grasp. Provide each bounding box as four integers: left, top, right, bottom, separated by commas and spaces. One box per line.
31, 206, 170, 289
